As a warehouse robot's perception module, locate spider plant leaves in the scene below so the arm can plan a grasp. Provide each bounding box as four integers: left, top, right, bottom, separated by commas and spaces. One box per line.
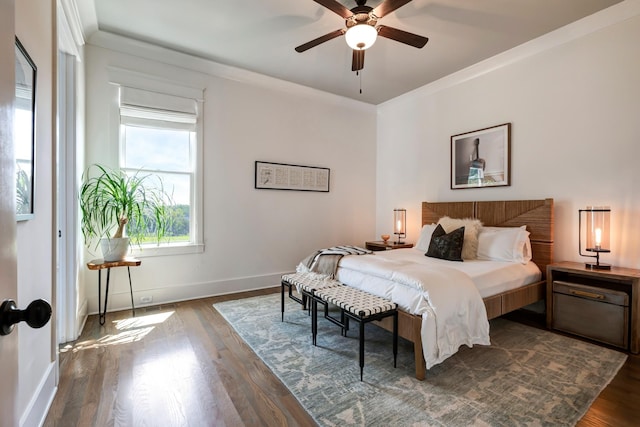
80, 164, 174, 249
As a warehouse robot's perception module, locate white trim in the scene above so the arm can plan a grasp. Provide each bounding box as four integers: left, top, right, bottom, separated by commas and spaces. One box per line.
192, 99, 204, 251
130, 242, 205, 258
57, 0, 80, 58
76, 298, 88, 337
57, 52, 81, 345
19, 361, 56, 427
85, 272, 287, 314
379, 0, 640, 109
108, 66, 204, 101
89, 31, 374, 110
58, 0, 85, 50
108, 73, 205, 257
72, 0, 97, 41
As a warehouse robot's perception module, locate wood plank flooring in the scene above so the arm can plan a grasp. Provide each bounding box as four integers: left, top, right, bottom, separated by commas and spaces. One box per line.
44, 288, 640, 426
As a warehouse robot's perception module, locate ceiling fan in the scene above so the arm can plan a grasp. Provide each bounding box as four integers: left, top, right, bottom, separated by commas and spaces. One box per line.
295, 0, 429, 72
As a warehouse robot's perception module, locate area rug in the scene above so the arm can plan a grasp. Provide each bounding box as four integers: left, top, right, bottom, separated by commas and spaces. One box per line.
213, 294, 626, 427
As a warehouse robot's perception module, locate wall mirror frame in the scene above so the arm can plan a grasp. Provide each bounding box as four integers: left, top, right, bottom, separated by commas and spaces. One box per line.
15, 37, 37, 220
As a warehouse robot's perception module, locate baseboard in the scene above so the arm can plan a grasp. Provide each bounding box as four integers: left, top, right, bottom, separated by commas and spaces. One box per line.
19, 361, 56, 427
86, 272, 288, 315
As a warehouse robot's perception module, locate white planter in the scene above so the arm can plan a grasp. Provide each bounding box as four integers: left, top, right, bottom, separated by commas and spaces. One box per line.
100, 237, 130, 262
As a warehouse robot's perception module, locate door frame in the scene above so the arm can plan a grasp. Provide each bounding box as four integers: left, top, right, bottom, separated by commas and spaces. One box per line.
56, 0, 85, 345
0, 0, 19, 425
56, 51, 79, 344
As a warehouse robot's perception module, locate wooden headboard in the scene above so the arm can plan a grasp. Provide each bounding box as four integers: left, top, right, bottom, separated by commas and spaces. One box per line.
422, 199, 554, 278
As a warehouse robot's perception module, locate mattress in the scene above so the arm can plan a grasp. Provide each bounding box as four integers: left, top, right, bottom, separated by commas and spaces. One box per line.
335, 247, 542, 315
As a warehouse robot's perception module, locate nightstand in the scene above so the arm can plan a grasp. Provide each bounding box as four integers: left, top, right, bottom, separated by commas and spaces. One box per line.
365, 241, 413, 251
546, 261, 640, 353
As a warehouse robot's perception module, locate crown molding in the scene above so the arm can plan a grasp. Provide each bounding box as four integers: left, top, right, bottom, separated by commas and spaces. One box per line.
58, 0, 86, 48
88, 30, 375, 111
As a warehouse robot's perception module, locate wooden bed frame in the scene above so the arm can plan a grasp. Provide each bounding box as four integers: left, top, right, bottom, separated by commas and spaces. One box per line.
374, 198, 554, 380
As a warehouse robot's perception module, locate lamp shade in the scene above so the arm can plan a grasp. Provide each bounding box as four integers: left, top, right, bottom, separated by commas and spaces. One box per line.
393, 208, 406, 244
345, 24, 377, 50
584, 206, 610, 250
579, 206, 611, 269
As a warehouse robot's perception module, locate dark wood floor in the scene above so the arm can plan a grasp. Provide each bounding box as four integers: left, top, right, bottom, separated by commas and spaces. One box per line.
44, 288, 640, 426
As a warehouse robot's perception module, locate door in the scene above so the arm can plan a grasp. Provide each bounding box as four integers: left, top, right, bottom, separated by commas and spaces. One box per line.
0, 0, 18, 425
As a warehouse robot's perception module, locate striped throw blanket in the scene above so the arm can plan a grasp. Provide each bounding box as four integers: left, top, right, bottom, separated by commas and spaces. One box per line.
299, 245, 372, 278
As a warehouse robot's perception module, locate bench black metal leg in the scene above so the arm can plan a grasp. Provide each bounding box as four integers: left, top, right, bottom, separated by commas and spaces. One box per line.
393, 311, 398, 368
281, 281, 285, 321
341, 310, 346, 336
312, 298, 318, 346
359, 319, 365, 381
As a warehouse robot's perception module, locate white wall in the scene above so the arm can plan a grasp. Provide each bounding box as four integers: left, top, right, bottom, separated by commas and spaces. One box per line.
83, 35, 377, 312
377, 2, 640, 270
15, 0, 56, 425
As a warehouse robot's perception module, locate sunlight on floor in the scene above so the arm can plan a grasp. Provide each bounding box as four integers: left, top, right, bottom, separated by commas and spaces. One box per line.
114, 311, 174, 330
133, 345, 200, 407
60, 311, 175, 353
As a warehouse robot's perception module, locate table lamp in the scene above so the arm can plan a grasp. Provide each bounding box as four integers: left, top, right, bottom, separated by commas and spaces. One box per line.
393, 209, 406, 244
579, 206, 611, 270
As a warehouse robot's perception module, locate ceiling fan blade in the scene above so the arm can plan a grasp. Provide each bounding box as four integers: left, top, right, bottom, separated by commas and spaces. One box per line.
312, 0, 352, 19
352, 49, 365, 72
372, 0, 413, 18
295, 29, 346, 52
377, 25, 428, 48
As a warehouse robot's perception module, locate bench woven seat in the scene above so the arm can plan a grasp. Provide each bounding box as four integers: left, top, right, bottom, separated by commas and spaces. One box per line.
314, 285, 398, 381
315, 286, 397, 319
282, 272, 342, 294
280, 272, 342, 322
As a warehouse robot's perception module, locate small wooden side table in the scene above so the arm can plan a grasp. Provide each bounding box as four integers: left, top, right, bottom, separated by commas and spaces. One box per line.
87, 258, 141, 325
365, 241, 414, 251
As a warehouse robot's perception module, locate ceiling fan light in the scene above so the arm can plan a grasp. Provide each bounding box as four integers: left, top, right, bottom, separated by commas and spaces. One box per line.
345, 24, 377, 50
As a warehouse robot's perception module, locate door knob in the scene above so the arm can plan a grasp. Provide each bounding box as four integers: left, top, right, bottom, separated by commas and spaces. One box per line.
0, 299, 52, 336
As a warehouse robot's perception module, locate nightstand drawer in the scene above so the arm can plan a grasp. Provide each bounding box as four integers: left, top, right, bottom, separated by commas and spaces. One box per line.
553, 281, 628, 305
552, 281, 629, 349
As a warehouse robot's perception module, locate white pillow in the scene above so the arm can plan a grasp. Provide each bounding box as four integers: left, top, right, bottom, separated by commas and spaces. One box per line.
477, 226, 532, 264
437, 217, 483, 260
415, 224, 437, 251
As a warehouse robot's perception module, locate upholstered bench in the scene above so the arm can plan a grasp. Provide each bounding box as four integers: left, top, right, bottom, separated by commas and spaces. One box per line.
280, 272, 342, 322
314, 285, 398, 381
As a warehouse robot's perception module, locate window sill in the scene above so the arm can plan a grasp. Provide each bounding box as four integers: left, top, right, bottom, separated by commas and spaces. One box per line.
130, 242, 205, 258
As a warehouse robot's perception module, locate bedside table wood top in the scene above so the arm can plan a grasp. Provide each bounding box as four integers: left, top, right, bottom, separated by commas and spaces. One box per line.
365, 241, 414, 251
548, 261, 640, 280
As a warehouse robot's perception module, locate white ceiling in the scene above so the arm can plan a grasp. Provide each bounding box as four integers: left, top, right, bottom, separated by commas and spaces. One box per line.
80, 0, 622, 104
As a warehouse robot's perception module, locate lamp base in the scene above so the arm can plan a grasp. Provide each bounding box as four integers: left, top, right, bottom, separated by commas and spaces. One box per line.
585, 262, 611, 270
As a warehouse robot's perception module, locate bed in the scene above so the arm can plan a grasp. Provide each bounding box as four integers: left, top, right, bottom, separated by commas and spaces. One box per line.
336, 199, 554, 380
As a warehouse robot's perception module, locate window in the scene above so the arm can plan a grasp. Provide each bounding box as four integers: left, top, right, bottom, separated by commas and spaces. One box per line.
118, 86, 203, 255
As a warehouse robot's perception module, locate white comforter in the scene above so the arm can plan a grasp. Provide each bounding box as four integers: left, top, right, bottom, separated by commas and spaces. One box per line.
335, 251, 491, 369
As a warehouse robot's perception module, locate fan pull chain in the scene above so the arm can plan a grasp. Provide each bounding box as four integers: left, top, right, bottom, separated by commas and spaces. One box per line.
358, 70, 363, 94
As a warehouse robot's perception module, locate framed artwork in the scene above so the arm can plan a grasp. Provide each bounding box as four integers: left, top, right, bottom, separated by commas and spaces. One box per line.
15, 37, 37, 220
451, 123, 511, 189
255, 161, 330, 192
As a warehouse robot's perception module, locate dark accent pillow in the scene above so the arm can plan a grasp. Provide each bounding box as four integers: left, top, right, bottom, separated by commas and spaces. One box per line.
425, 224, 465, 262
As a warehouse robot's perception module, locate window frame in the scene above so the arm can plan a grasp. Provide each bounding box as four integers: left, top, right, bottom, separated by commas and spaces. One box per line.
108, 75, 205, 258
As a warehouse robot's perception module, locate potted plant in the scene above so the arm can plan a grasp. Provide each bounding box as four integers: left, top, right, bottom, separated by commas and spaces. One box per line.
79, 164, 173, 261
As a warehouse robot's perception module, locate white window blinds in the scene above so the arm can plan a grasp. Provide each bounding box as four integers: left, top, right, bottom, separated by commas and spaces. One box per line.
119, 86, 197, 130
